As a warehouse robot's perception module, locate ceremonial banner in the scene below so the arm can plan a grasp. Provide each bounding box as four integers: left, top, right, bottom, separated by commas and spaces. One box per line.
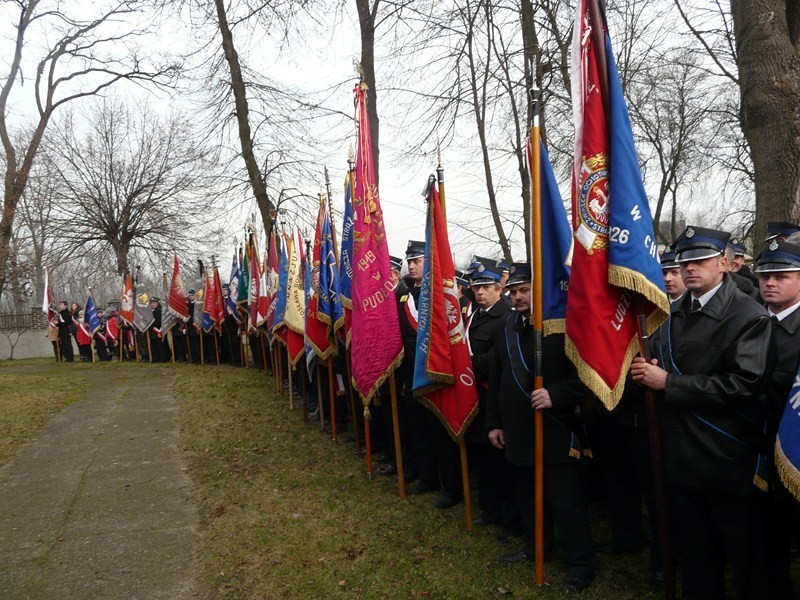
566, 0, 669, 409
303, 245, 317, 375
264, 231, 280, 331
193, 261, 205, 333
527, 138, 573, 334
248, 237, 263, 329
307, 196, 345, 359
340, 172, 355, 347
133, 288, 155, 333
412, 179, 478, 441
271, 235, 289, 343
120, 273, 135, 327
202, 266, 224, 333
168, 254, 190, 321
284, 229, 306, 366
776, 367, 800, 500
106, 311, 120, 342
85, 292, 102, 336
350, 82, 403, 404
161, 272, 177, 335
42, 266, 56, 323
237, 244, 249, 309
227, 251, 243, 324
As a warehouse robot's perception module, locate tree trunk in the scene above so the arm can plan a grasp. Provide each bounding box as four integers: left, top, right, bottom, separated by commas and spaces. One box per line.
213, 0, 275, 240
731, 0, 800, 242
355, 0, 380, 185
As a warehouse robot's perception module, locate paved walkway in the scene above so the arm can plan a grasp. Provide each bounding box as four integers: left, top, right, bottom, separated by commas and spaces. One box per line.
0, 367, 197, 599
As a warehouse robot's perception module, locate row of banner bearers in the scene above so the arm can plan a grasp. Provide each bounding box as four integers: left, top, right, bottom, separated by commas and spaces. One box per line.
40, 220, 800, 598
38, 0, 800, 594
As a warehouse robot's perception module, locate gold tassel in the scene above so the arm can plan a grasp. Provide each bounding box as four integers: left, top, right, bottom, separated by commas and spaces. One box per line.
569, 448, 582, 460
775, 441, 800, 501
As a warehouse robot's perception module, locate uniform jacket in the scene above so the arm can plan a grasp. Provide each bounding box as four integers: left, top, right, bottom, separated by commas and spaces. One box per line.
396, 277, 420, 393
465, 295, 513, 443
649, 274, 772, 495
485, 312, 588, 466
765, 305, 800, 440
57, 309, 72, 334
149, 305, 162, 338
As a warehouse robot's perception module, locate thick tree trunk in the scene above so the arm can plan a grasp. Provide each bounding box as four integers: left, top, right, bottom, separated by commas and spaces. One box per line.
355, 0, 380, 184
214, 0, 275, 240
731, 0, 800, 242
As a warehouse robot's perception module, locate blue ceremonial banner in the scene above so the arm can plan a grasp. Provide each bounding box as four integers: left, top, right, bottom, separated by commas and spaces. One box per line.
85, 292, 102, 336
272, 235, 289, 333
317, 205, 344, 331
776, 367, 800, 500
605, 35, 667, 305
227, 251, 243, 323
303, 248, 316, 376
538, 140, 572, 333
339, 172, 354, 308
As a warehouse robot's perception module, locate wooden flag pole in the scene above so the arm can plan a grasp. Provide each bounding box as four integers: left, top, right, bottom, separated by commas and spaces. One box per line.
345, 350, 362, 454
146, 333, 154, 364
214, 332, 220, 366
302, 365, 308, 423
287, 344, 295, 410
186, 326, 193, 364
56, 334, 62, 363
316, 363, 326, 431
134, 331, 140, 363
261, 333, 268, 371
530, 80, 546, 586
170, 330, 176, 363
200, 331, 204, 366
275, 343, 282, 394
327, 355, 337, 442
637, 314, 676, 600
437, 158, 473, 533
388, 374, 403, 497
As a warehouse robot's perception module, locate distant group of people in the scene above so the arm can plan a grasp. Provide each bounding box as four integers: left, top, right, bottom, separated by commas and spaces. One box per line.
47, 221, 800, 597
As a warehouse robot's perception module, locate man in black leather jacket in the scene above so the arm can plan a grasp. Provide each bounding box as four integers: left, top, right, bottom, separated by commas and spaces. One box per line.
754, 236, 800, 598
632, 225, 772, 600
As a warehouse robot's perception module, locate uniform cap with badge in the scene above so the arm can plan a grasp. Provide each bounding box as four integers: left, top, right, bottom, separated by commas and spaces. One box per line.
405, 240, 425, 260
389, 255, 403, 272
754, 239, 800, 273
765, 221, 800, 242
469, 260, 504, 286
660, 247, 679, 270
673, 226, 731, 263
505, 262, 532, 287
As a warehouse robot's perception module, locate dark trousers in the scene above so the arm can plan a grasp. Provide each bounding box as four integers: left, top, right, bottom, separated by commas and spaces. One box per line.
187, 333, 200, 364
58, 333, 74, 362
672, 487, 766, 600
599, 418, 664, 569
513, 462, 596, 580
471, 441, 519, 530
765, 484, 799, 598
406, 395, 438, 488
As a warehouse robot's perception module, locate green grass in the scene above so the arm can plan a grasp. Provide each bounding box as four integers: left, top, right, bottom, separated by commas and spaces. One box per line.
0, 358, 89, 466
176, 365, 662, 599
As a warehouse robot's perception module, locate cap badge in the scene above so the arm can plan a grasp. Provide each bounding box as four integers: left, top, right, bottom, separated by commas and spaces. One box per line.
685, 227, 695, 238
770, 240, 779, 251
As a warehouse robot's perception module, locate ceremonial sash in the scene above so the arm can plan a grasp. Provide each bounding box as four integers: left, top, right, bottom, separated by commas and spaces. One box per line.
404, 294, 419, 332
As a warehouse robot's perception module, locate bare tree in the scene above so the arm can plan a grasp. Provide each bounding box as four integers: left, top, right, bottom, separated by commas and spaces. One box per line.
0, 0, 180, 297
47, 98, 220, 275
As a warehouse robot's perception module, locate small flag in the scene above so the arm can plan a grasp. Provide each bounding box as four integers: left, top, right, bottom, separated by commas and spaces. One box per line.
161, 272, 177, 335
168, 254, 190, 321
227, 250, 243, 324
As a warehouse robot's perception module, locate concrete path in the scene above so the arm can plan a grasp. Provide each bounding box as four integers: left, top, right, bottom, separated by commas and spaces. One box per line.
0, 367, 197, 599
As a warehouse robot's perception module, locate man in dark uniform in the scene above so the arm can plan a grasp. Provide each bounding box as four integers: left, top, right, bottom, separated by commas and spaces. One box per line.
186, 289, 200, 364
220, 284, 241, 366
463, 258, 516, 531
148, 296, 168, 362
486, 262, 595, 592
632, 225, 772, 600
766, 221, 800, 243
397, 240, 439, 495
56, 300, 74, 362
755, 236, 800, 598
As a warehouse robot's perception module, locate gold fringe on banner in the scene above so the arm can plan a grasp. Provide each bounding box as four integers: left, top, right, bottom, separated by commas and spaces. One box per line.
352, 350, 404, 409
565, 334, 640, 411
776, 439, 800, 501
542, 318, 566, 337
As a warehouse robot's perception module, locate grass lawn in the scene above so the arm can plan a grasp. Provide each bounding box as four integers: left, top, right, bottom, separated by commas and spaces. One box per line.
176, 365, 663, 599
0, 358, 89, 467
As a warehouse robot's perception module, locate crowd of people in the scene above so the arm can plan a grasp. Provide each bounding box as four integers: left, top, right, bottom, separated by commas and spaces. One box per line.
46, 221, 800, 597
